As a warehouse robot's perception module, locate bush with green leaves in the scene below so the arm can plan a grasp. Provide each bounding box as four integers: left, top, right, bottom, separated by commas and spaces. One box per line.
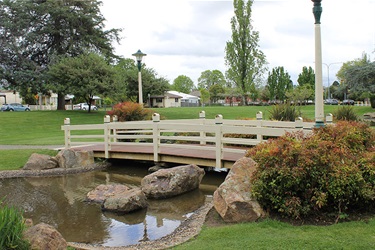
246, 121, 375, 220
0, 200, 29, 250
333, 105, 359, 121
268, 103, 302, 121
107, 101, 152, 122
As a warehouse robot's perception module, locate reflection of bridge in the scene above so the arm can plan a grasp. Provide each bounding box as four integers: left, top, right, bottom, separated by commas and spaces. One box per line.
62, 112, 315, 169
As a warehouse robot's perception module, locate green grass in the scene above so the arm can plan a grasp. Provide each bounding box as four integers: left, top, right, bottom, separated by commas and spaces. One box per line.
0, 149, 57, 170
154, 105, 373, 121
0, 106, 373, 145
0, 110, 105, 145
175, 218, 375, 250
0, 200, 30, 250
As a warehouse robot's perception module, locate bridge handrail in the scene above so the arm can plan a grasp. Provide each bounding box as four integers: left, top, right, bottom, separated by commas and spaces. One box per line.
61, 112, 321, 168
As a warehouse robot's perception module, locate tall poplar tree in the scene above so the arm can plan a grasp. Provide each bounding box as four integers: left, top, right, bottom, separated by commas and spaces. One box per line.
266, 66, 293, 101
297, 66, 315, 87
225, 0, 267, 105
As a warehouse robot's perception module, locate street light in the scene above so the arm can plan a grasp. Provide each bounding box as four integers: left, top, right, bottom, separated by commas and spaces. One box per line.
322, 62, 342, 99
312, 0, 324, 128
132, 49, 147, 105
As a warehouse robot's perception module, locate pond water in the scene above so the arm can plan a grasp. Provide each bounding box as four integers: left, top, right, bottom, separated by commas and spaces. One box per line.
0, 161, 226, 247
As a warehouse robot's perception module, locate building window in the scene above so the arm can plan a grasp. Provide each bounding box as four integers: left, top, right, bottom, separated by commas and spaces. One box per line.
175, 98, 178, 102
156, 98, 163, 103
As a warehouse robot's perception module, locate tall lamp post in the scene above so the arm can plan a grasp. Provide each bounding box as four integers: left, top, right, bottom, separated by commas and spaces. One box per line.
312, 0, 324, 128
132, 49, 147, 105
322, 62, 342, 99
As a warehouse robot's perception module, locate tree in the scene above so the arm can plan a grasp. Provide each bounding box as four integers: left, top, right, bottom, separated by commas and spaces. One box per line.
197, 70, 227, 89
0, 0, 120, 109
199, 88, 210, 106
112, 58, 170, 104
225, 0, 267, 105
171, 75, 194, 93
209, 84, 225, 104
266, 66, 293, 101
337, 54, 374, 98
297, 66, 315, 87
286, 85, 314, 105
198, 70, 227, 104
48, 53, 115, 112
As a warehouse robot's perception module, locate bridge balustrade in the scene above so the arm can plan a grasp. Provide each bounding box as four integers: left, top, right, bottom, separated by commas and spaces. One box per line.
61, 112, 318, 168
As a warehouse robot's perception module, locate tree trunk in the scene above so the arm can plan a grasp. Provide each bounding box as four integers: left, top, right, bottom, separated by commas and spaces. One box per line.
57, 93, 65, 110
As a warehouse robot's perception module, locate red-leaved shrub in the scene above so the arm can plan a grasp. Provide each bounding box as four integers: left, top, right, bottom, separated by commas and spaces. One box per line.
246, 121, 375, 220
107, 102, 152, 122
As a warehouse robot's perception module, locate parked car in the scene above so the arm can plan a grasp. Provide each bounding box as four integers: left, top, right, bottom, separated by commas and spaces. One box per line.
73, 103, 98, 111
342, 99, 355, 105
324, 99, 339, 105
1, 103, 31, 111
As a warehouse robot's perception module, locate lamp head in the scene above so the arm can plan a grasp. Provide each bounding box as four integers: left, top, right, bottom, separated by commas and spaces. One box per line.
132, 49, 147, 62
312, 0, 323, 24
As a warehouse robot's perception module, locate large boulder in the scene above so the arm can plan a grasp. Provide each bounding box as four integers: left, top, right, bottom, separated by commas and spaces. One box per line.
141, 164, 205, 199
102, 188, 148, 213
213, 157, 265, 223
86, 184, 130, 203
23, 223, 67, 250
23, 153, 58, 170
55, 149, 94, 169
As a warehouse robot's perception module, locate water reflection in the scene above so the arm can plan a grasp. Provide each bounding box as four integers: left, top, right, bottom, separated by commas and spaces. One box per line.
0, 161, 225, 247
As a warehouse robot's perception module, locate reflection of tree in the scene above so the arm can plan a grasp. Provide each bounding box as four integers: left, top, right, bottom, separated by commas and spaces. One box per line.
0, 169, 211, 247
0, 175, 110, 244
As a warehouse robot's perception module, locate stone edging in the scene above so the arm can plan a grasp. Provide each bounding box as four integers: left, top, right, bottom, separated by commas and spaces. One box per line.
0, 163, 108, 179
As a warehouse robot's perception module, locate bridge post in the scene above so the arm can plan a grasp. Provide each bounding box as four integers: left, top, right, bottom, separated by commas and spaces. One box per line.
152, 113, 160, 163
104, 115, 110, 158
256, 111, 263, 142
199, 111, 206, 145
112, 115, 118, 143
215, 114, 223, 169
295, 117, 303, 130
326, 113, 333, 124
63, 118, 71, 149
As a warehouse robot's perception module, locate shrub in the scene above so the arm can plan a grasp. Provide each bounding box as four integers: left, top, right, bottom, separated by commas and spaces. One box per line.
107, 102, 152, 122
333, 105, 359, 121
0, 200, 29, 250
246, 121, 375, 220
268, 103, 302, 121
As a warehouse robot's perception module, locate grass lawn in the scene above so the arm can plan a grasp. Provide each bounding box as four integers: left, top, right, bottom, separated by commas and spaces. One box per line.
0, 105, 373, 145
174, 218, 375, 250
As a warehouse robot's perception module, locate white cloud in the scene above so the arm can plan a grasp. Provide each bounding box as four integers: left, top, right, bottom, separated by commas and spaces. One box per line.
100, 0, 375, 87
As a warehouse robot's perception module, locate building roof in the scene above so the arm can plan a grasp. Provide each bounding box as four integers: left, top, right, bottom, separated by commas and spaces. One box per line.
167, 91, 200, 100
189, 90, 201, 98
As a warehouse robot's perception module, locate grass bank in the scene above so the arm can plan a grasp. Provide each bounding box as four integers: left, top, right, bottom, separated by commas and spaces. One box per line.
175, 218, 375, 249
0, 149, 57, 171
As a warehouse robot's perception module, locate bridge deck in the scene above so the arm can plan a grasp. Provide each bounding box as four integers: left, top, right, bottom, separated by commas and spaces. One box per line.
72, 144, 246, 169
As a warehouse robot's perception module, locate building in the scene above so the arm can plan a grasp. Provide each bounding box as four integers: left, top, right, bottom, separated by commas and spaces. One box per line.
149, 91, 200, 108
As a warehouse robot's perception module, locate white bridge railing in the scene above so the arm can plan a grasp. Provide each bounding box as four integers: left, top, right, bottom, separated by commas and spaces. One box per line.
61, 111, 324, 168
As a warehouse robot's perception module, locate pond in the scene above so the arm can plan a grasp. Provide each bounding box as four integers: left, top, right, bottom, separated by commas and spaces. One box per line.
0, 160, 226, 247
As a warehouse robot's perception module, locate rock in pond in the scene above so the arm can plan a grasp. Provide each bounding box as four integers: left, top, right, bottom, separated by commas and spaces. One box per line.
141, 164, 205, 199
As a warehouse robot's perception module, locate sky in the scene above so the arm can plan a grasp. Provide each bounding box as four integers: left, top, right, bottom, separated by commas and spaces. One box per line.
100, 0, 375, 88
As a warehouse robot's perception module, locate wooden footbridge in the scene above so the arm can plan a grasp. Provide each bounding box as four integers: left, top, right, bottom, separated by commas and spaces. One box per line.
62, 112, 317, 169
